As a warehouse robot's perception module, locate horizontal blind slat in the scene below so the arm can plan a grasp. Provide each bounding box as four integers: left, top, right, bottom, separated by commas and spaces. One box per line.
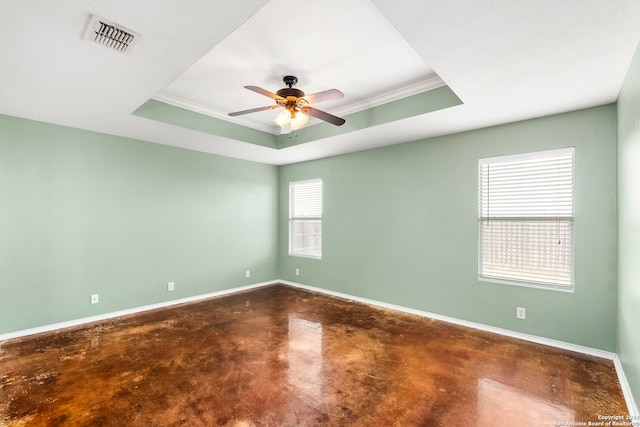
289, 179, 323, 259
478, 148, 575, 289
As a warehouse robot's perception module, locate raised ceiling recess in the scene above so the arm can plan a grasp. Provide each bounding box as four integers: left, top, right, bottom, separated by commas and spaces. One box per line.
152, 0, 445, 135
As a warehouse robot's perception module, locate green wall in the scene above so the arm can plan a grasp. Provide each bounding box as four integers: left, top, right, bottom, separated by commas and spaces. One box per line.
279, 105, 618, 351
617, 41, 640, 406
0, 115, 279, 334
0, 93, 624, 361
134, 86, 462, 150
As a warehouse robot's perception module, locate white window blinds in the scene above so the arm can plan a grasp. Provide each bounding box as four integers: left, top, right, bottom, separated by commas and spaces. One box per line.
289, 179, 322, 259
478, 147, 575, 290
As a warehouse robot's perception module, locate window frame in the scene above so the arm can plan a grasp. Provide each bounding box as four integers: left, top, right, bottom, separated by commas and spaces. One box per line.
288, 178, 323, 260
477, 147, 576, 292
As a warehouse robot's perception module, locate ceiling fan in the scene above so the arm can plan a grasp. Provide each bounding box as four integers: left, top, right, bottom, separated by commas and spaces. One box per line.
228, 75, 346, 131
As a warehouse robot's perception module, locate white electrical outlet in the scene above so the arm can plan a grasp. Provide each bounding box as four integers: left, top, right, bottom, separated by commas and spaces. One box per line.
168, 282, 175, 291
91, 294, 99, 304
245, 270, 251, 278
295, 268, 300, 276
516, 307, 526, 320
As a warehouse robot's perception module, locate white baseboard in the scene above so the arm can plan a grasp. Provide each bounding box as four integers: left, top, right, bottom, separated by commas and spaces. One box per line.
280, 280, 615, 358
613, 355, 640, 417
0, 280, 277, 343
1, 278, 636, 415
279, 280, 639, 415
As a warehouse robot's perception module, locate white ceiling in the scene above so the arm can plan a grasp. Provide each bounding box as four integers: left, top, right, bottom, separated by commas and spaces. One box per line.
1, 1, 639, 166
155, 0, 443, 135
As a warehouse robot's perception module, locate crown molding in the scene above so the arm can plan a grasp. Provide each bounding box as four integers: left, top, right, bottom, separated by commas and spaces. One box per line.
331, 75, 446, 117
152, 75, 446, 135
152, 92, 281, 135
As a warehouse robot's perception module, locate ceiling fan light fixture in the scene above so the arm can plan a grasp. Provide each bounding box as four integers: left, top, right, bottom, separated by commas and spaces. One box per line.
231, 75, 345, 131
273, 109, 292, 127
290, 111, 309, 130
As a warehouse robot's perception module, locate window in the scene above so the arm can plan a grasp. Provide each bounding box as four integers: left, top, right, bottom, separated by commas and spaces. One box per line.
289, 179, 322, 259
478, 147, 575, 291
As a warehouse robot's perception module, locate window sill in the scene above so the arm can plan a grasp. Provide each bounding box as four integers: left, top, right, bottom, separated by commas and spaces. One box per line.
289, 253, 322, 260
478, 276, 574, 293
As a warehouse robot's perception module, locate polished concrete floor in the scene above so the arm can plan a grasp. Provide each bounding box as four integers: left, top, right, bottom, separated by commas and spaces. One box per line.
0, 284, 628, 426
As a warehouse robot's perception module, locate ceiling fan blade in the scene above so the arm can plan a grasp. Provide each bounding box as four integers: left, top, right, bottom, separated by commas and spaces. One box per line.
245, 86, 284, 100
303, 89, 344, 104
228, 105, 279, 116
303, 106, 346, 126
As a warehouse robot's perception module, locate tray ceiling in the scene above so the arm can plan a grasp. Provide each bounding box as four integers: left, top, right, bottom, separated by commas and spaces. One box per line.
1, 1, 640, 165
154, 0, 444, 135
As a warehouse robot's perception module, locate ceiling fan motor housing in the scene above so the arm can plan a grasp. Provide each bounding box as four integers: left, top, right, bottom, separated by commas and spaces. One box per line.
229, 74, 345, 126
277, 75, 305, 99
277, 87, 305, 98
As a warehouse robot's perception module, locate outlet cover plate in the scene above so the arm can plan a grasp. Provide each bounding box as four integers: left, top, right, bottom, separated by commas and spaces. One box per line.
91, 294, 99, 304
516, 307, 526, 319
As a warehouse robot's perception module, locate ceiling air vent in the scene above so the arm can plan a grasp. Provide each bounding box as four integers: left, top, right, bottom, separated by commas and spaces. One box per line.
84, 15, 141, 54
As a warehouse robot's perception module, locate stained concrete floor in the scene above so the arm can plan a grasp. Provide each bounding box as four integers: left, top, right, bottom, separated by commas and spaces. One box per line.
0, 284, 629, 426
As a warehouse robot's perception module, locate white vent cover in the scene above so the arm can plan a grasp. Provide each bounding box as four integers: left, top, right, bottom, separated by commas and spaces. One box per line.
84, 15, 141, 54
